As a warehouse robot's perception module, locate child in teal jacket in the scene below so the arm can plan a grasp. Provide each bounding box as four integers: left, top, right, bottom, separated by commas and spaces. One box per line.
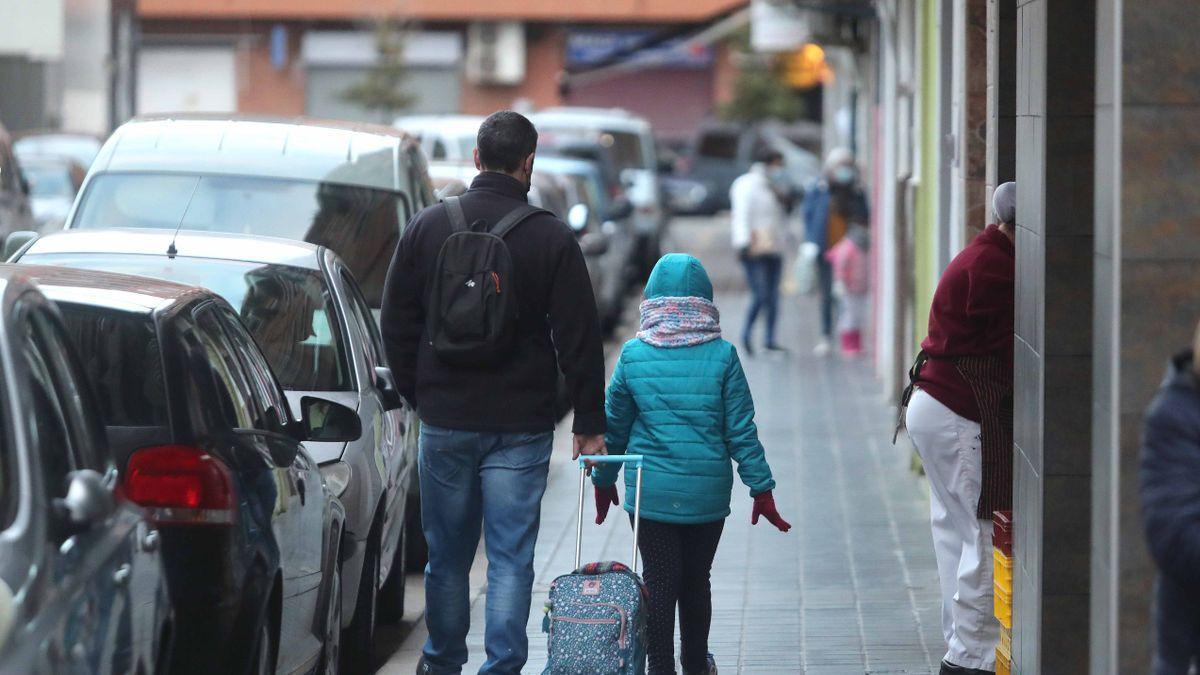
592, 253, 791, 675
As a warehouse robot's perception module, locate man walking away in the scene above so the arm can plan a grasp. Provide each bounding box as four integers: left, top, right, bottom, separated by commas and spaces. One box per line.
901, 182, 1016, 675
802, 148, 869, 356
1141, 320, 1200, 675
730, 148, 791, 357
381, 110, 608, 675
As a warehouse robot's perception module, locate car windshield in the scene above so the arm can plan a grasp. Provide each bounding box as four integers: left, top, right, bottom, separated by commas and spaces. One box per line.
26, 253, 353, 392
55, 305, 169, 426
71, 172, 407, 307
604, 131, 648, 171
23, 164, 74, 198
540, 127, 648, 172
697, 131, 738, 160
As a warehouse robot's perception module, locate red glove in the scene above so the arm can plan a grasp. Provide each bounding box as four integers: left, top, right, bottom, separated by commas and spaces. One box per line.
751, 491, 792, 532
595, 485, 620, 524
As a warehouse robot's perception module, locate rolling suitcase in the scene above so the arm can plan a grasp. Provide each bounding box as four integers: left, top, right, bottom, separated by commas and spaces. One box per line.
542, 455, 649, 675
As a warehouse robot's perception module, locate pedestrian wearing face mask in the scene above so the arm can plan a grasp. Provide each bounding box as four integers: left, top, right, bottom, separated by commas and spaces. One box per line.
729, 149, 793, 357
802, 148, 869, 356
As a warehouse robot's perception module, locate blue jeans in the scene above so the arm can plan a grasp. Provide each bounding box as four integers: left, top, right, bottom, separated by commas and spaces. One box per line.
742, 254, 783, 347
418, 424, 553, 675
817, 256, 836, 338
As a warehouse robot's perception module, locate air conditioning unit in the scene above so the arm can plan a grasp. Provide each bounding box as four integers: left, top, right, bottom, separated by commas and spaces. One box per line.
466, 22, 525, 85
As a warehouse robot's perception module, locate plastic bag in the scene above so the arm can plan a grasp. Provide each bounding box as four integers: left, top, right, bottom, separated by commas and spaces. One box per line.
794, 242, 819, 295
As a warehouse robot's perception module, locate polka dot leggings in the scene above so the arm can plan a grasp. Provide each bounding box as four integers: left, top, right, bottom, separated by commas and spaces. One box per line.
631, 515, 725, 675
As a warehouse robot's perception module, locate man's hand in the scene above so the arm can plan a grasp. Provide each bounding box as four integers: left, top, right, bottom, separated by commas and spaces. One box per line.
573, 434, 607, 460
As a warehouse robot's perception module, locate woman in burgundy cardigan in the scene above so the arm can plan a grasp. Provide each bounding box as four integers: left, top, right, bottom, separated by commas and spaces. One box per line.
904, 182, 1015, 675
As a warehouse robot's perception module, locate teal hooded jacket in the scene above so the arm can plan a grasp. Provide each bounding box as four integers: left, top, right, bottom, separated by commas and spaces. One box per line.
593, 254, 776, 524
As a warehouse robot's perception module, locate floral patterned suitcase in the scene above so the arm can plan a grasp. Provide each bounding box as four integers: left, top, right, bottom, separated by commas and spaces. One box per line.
542, 456, 648, 675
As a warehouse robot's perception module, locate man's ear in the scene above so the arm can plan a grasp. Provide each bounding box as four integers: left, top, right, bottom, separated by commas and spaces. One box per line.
474, 147, 483, 171
524, 153, 535, 176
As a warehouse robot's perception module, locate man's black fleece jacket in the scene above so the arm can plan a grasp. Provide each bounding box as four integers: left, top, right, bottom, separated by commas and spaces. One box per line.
380, 171, 607, 435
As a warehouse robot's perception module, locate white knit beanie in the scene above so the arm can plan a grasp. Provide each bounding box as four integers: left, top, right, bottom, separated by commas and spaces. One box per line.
993, 182, 1016, 226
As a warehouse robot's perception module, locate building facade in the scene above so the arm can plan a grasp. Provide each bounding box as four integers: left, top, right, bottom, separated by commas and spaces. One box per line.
133, 0, 748, 139
870, 0, 1200, 672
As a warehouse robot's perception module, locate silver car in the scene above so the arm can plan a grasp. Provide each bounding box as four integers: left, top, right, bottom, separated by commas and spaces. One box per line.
47, 114, 435, 579
11, 228, 416, 673
0, 267, 171, 675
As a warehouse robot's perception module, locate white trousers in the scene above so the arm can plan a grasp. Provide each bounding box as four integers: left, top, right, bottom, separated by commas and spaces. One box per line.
905, 389, 1000, 670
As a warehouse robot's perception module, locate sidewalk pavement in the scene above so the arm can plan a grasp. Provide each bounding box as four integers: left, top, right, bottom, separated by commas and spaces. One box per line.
380, 217, 943, 674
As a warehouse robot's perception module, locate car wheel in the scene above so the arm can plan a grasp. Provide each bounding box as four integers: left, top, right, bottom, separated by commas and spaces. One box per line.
378, 523, 407, 623
405, 499, 428, 573
251, 620, 273, 675
320, 556, 342, 675
341, 533, 378, 674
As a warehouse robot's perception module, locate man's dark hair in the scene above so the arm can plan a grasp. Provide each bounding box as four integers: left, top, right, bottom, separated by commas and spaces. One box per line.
477, 111, 538, 173
756, 148, 785, 166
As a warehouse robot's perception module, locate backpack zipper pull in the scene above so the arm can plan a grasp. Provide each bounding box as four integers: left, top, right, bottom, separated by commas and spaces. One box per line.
491, 271, 501, 293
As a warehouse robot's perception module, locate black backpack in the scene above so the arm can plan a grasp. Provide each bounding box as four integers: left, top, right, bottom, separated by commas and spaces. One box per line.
426, 195, 547, 366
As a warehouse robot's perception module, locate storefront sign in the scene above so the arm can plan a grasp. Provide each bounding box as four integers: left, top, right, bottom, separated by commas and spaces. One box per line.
566, 30, 713, 69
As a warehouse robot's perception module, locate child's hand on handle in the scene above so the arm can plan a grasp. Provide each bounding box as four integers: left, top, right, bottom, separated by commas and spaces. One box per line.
751, 491, 792, 532
594, 485, 620, 524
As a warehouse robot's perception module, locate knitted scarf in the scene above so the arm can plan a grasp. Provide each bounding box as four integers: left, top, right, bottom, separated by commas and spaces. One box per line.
636, 296, 722, 348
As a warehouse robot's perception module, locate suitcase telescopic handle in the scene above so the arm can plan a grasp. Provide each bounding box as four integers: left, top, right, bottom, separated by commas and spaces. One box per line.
576, 455, 645, 574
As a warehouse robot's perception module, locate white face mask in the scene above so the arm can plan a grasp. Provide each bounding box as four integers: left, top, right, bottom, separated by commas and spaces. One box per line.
833, 166, 856, 185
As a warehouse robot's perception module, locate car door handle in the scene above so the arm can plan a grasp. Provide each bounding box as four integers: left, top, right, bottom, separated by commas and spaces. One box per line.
112, 564, 131, 587
141, 530, 159, 553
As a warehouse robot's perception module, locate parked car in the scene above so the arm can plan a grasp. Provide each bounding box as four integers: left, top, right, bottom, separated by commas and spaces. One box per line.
17, 154, 85, 230
532, 107, 666, 277
394, 114, 482, 164
535, 155, 635, 334
17, 264, 353, 675
0, 123, 34, 238
675, 122, 822, 214
13, 131, 103, 171
53, 113, 434, 571
13, 227, 416, 671
0, 267, 172, 675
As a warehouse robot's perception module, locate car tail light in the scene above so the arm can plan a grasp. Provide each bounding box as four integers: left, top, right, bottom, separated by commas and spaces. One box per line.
124, 445, 236, 525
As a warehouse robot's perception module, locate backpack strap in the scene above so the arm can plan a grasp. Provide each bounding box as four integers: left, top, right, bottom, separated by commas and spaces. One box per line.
490, 204, 548, 239
444, 195, 469, 233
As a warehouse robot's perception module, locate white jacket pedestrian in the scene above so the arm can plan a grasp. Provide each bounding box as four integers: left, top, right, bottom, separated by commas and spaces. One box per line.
730, 163, 788, 258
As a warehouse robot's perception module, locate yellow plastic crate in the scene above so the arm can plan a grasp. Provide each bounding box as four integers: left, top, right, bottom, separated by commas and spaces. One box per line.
994, 585, 1012, 628
996, 647, 1012, 675
1000, 626, 1012, 653
993, 549, 1014, 589
995, 572, 1013, 595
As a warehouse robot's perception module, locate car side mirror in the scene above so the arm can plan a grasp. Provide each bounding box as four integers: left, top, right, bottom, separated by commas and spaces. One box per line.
3, 230, 38, 261
300, 396, 362, 443
579, 231, 609, 257
53, 469, 115, 533
605, 197, 633, 222
373, 366, 404, 411
567, 203, 589, 232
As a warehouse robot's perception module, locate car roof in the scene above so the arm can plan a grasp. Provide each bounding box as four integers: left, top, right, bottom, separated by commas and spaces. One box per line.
12, 263, 205, 315
23, 229, 324, 271
91, 115, 415, 192
394, 115, 484, 137
532, 108, 651, 134
534, 155, 602, 177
